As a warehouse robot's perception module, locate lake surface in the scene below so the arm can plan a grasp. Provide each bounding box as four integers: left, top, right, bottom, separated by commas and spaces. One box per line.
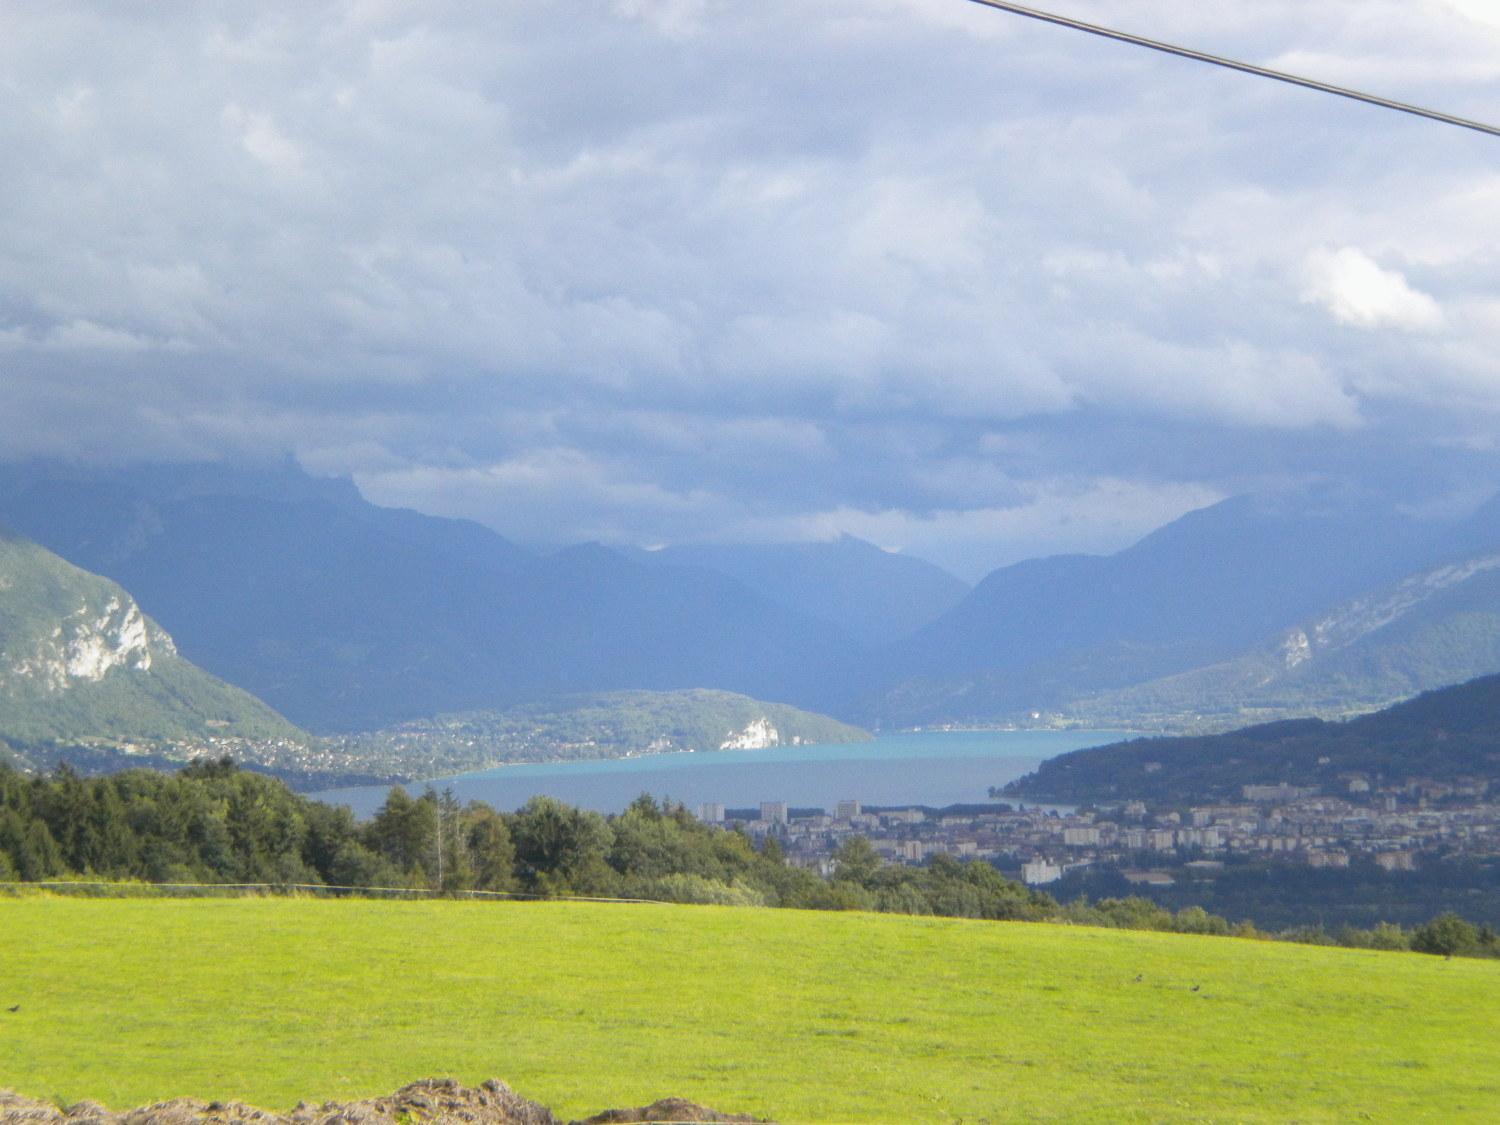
311, 729, 1129, 817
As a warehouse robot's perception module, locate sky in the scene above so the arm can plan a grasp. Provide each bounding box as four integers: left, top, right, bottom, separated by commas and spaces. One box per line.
1, 1, 1498, 579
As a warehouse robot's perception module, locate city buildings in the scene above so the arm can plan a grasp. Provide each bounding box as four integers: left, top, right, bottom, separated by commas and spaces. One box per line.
701, 778, 1499, 887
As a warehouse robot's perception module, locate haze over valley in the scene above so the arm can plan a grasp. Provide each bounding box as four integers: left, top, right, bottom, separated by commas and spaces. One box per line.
8, 461, 1500, 785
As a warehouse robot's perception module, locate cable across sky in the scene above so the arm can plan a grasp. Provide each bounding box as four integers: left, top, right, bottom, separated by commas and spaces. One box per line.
964, 0, 1500, 139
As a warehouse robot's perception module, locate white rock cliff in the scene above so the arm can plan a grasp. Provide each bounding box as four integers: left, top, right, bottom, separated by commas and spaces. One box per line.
719, 717, 780, 750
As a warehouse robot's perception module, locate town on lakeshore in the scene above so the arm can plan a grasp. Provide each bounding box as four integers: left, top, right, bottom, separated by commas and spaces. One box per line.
713, 775, 1498, 887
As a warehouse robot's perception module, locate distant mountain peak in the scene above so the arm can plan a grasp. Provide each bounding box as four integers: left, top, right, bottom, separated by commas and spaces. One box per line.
625, 535, 968, 647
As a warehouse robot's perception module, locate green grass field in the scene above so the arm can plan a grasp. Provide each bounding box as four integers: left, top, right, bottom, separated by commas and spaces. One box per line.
1, 897, 1497, 1122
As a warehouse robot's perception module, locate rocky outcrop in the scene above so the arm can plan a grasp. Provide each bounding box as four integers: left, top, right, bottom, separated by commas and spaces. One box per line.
0, 1080, 764, 1124
1285, 553, 1500, 667
7, 596, 168, 695
718, 718, 779, 750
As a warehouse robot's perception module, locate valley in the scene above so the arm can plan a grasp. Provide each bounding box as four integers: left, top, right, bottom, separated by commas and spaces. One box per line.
11, 463, 1500, 756
6, 4, 1498, 1119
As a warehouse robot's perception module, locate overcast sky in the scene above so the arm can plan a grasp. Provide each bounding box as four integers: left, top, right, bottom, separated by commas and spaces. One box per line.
2, 1, 1498, 578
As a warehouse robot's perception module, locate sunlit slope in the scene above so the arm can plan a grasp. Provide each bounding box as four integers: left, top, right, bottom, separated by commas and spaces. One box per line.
0, 530, 303, 751
2, 899, 1496, 1122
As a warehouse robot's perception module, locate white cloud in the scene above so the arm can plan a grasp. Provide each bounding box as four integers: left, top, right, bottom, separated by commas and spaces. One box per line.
611, 0, 709, 40
716, 478, 1229, 579
0, 319, 163, 352
222, 103, 303, 174
1301, 247, 1444, 331
1442, 0, 1500, 31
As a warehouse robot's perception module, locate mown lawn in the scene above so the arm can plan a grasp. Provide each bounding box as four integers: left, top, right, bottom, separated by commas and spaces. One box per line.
1, 897, 1496, 1122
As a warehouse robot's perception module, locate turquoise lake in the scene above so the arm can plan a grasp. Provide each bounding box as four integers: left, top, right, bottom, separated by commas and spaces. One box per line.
312, 728, 1131, 816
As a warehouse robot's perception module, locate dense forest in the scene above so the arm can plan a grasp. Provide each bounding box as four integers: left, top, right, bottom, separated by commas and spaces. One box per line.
1, 759, 1496, 959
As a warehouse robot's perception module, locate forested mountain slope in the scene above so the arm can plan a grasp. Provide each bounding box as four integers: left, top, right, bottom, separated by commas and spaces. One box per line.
1007, 671, 1500, 803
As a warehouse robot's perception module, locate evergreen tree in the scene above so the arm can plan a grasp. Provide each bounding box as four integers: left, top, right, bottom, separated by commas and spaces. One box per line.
465, 805, 517, 893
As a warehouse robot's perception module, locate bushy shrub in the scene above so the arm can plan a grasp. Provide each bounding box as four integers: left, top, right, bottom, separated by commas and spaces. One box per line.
1411, 912, 1479, 956
1171, 906, 1231, 936
632, 873, 767, 908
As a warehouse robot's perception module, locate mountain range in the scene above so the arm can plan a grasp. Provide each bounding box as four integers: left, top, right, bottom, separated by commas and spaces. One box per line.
866, 490, 1500, 729
1061, 550, 1500, 730
623, 537, 968, 646
4, 460, 1500, 744
0, 462, 959, 732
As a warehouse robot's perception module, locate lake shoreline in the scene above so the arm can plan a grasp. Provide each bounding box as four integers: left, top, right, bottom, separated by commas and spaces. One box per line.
310, 729, 1127, 818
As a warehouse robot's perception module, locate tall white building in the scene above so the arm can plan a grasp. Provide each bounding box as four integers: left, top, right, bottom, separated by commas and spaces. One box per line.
760, 801, 789, 825
1062, 826, 1102, 846
1022, 861, 1063, 885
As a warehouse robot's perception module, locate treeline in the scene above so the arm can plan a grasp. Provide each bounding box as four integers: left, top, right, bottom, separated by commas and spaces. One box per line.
1, 760, 1496, 959
1055, 856, 1500, 932
0, 759, 1055, 918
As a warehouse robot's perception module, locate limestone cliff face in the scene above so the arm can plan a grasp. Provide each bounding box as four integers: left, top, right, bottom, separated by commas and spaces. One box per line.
4, 593, 175, 694
0, 530, 301, 746
1302, 555, 1500, 654
1068, 549, 1500, 730
1271, 554, 1500, 676
719, 717, 780, 750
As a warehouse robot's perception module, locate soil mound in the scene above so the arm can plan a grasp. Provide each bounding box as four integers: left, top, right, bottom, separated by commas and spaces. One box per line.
575, 1098, 758, 1122
0, 1080, 765, 1124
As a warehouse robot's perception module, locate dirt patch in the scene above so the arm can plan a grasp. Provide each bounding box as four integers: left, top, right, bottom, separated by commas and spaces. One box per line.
574, 1098, 759, 1123
0, 1080, 764, 1124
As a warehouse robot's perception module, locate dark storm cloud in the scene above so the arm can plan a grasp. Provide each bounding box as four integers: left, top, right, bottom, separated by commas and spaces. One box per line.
1, 1, 1498, 576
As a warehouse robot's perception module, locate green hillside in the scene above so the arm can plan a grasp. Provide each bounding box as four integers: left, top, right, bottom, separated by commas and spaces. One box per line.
2, 897, 1496, 1122
1009, 672, 1500, 804
330, 688, 870, 775
0, 530, 304, 755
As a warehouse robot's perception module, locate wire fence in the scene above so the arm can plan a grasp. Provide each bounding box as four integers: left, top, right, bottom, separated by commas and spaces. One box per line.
0, 880, 678, 906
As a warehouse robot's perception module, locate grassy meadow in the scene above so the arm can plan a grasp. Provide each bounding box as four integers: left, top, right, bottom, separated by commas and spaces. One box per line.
1, 896, 1497, 1122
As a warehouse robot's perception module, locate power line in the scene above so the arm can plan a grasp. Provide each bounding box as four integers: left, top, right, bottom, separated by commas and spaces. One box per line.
964, 0, 1500, 140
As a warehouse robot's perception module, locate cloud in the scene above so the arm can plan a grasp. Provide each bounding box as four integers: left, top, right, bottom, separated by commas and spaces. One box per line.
1445, 0, 1500, 30
705, 477, 1230, 580
611, 0, 708, 41
222, 104, 304, 175
1301, 248, 1445, 331
0, 2, 1497, 573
